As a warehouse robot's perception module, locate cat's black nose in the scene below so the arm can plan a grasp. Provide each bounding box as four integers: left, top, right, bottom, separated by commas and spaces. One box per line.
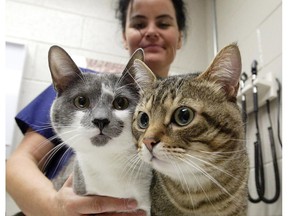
143, 137, 160, 152
92, 118, 110, 130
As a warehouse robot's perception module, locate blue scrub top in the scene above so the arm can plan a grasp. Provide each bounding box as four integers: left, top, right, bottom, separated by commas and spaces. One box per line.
15, 68, 97, 179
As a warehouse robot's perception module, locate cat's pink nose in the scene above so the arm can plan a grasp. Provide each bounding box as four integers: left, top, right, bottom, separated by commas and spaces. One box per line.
143, 138, 160, 152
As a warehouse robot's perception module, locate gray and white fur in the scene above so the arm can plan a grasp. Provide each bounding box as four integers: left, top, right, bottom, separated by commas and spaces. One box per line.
48, 46, 153, 214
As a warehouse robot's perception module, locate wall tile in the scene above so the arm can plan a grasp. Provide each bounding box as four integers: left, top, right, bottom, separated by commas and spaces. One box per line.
217, 0, 281, 48
171, 0, 208, 73
6, 1, 83, 46
81, 17, 125, 56
258, 7, 282, 66
17, 79, 51, 111
11, 0, 45, 5
43, 0, 116, 22
247, 160, 282, 216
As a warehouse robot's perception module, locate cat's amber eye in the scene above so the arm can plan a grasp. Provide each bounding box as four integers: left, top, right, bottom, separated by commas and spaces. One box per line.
113, 96, 129, 110
172, 107, 194, 126
137, 112, 149, 129
74, 96, 90, 109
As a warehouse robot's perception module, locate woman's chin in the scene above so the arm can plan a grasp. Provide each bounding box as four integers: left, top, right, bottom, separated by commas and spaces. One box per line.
145, 55, 165, 66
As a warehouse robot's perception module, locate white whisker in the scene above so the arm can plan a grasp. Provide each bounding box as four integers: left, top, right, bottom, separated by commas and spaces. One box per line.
181, 160, 222, 216
179, 157, 231, 197
184, 153, 239, 181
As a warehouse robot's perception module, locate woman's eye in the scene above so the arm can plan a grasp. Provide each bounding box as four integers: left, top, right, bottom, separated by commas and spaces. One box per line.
157, 22, 171, 29
134, 23, 146, 29
130, 21, 146, 30
137, 112, 149, 129
173, 107, 194, 126
74, 96, 90, 109
113, 97, 129, 110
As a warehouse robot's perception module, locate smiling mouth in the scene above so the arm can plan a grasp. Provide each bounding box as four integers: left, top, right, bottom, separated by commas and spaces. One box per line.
145, 44, 160, 47
143, 44, 164, 51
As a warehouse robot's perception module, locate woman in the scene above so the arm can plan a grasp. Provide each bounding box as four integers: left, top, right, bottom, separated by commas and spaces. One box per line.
6, 0, 187, 215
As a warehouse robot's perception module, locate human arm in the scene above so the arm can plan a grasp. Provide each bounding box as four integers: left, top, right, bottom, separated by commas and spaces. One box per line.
6, 128, 145, 216
8, 83, 145, 215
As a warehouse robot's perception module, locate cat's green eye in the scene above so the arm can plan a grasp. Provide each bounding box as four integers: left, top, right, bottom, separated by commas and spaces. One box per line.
74, 96, 90, 109
137, 112, 149, 129
113, 97, 129, 110
173, 107, 194, 126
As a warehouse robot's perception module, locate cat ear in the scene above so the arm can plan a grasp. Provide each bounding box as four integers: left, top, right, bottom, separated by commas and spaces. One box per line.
123, 48, 145, 74
48, 45, 83, 93
132, 59, 157, 91
197, 43, 242, 101
121, 48, 156, 90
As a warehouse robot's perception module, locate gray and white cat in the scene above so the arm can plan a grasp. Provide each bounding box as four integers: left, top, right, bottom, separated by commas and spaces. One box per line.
48, 46, 153, 214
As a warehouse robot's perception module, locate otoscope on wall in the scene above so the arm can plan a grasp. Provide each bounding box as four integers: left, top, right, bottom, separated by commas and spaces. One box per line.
245, 60, 281, 204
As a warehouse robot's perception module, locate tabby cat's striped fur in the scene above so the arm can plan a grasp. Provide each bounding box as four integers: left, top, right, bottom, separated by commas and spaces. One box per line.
132, 44, 249, 216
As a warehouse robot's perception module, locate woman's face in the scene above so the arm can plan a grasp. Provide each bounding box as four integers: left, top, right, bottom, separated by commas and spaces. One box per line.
123, 0, 182, 77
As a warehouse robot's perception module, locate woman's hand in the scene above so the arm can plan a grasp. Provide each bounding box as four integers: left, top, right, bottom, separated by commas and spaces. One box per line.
6, 129, 146, 216
52, 175, 146, 216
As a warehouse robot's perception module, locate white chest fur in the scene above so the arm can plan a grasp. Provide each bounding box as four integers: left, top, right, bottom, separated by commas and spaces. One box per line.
75, 134, 152, 214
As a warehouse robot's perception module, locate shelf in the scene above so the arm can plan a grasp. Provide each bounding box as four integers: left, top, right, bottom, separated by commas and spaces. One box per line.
237, 71, 278, 114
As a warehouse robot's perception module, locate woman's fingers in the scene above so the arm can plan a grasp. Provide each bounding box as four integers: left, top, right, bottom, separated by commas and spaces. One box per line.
58, 174, 146, 215
76, 196, 138, 214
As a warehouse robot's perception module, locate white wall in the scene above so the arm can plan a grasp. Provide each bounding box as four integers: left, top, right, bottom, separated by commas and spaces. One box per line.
216, 0, 282, 215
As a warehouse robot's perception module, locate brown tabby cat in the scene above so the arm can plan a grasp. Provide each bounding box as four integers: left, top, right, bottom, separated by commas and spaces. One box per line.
132, 44, 249, 216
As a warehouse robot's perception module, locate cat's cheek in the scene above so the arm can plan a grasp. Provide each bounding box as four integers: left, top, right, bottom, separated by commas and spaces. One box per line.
152, 159, 177, 177
114, 110, 131, 121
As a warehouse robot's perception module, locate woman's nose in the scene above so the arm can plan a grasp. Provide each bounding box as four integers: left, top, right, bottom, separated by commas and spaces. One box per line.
145, 24, 159, 39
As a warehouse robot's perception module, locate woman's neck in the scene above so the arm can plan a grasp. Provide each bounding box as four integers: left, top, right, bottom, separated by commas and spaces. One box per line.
149, 65, 170, 78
